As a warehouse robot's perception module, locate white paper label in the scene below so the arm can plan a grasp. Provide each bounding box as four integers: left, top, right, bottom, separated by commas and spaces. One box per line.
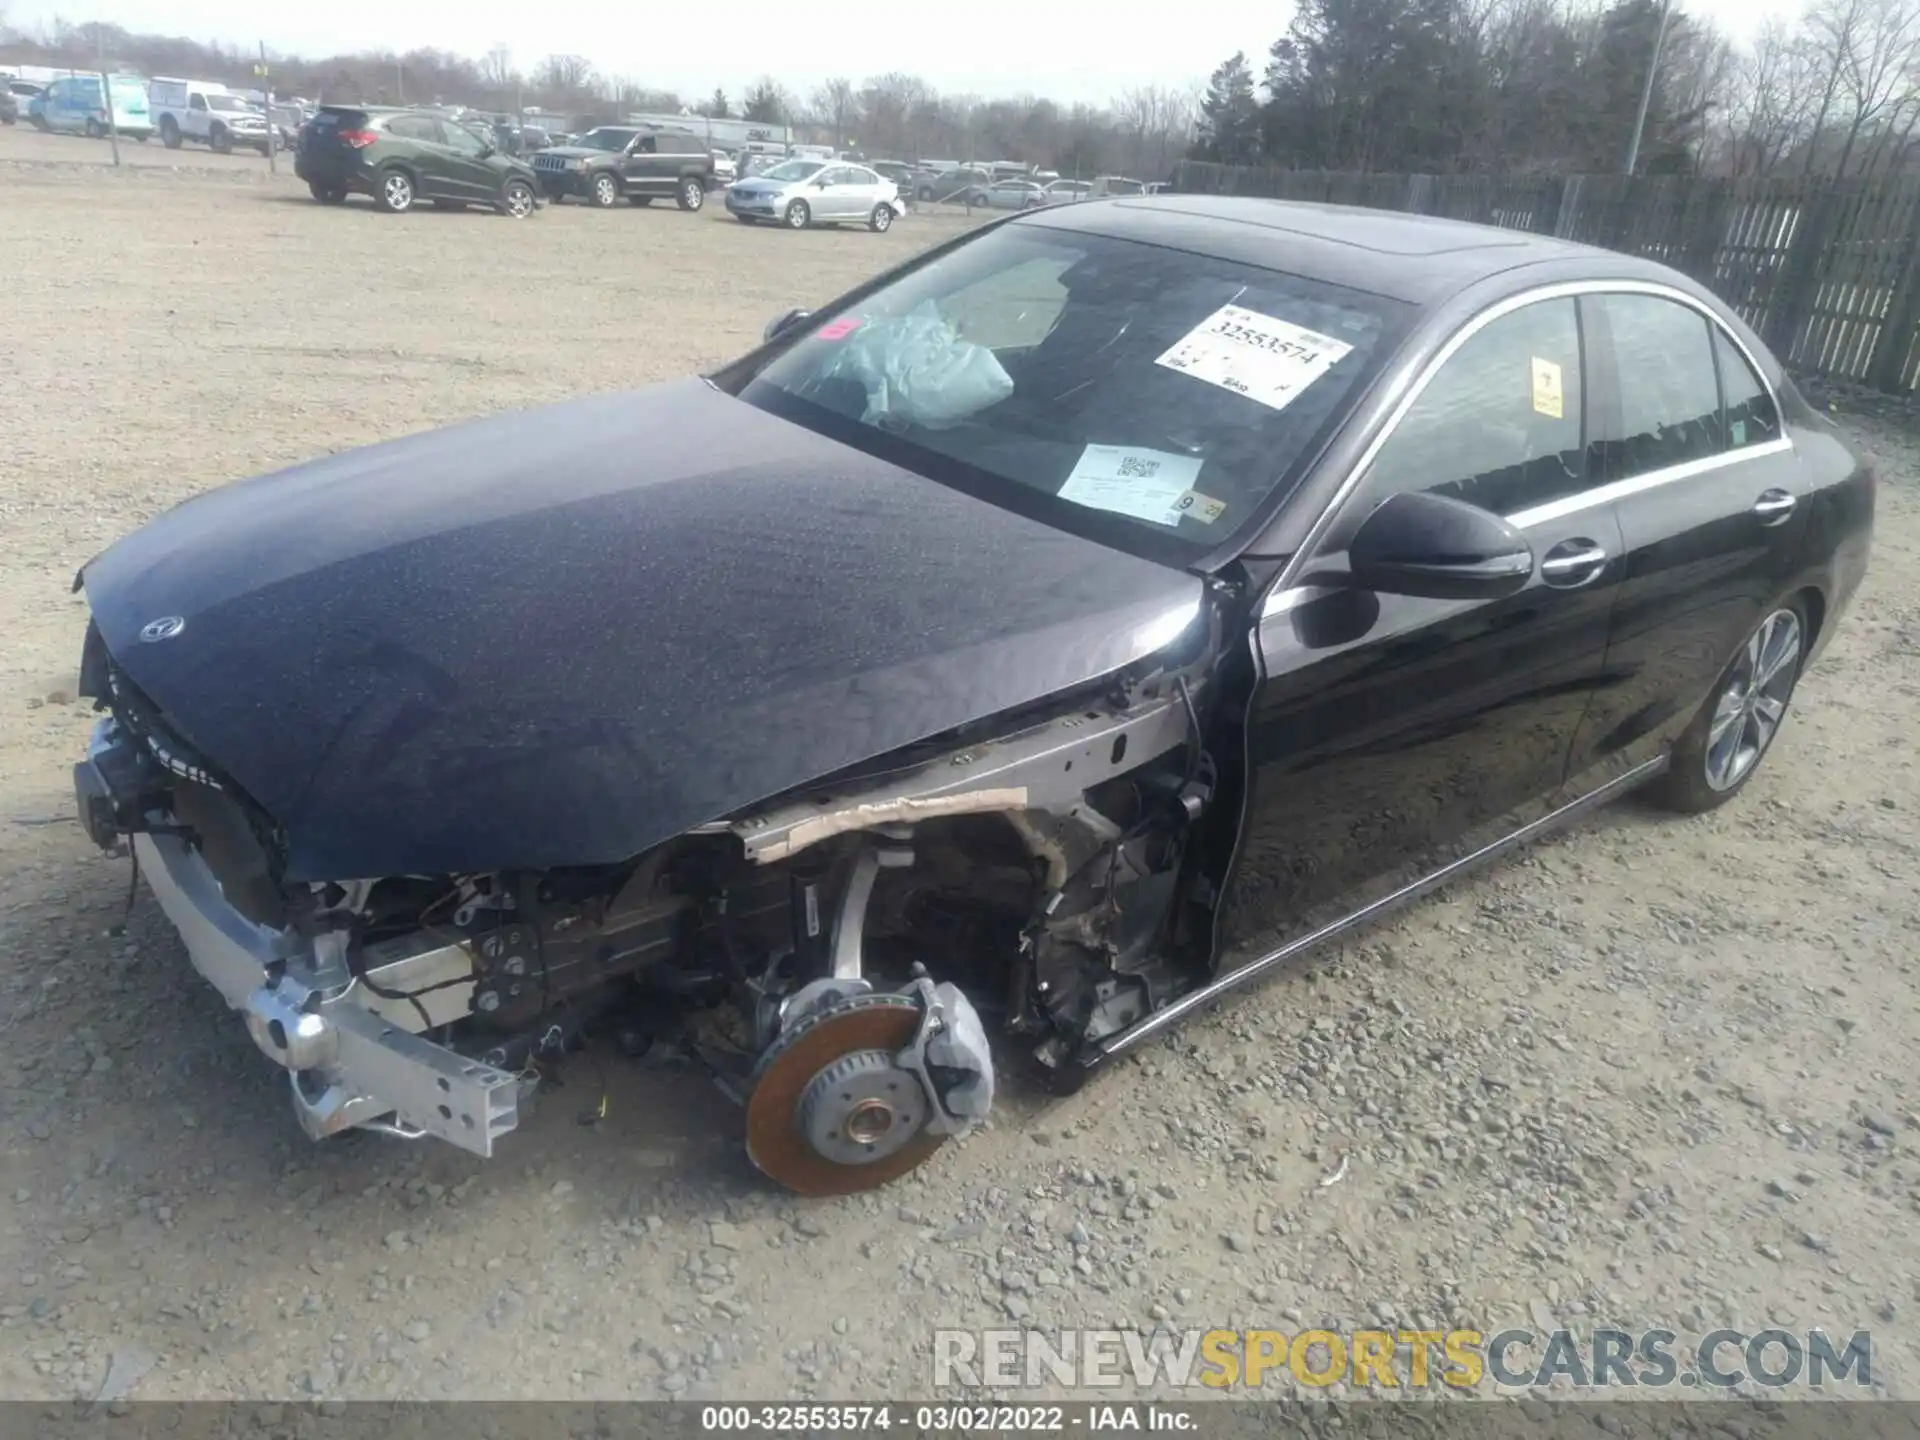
1058, 445, 1203, 526
1155, 305, 1354, 413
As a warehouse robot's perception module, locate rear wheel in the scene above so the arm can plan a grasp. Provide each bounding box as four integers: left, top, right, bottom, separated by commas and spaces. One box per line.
591, 172, 619, 207
160, 116, 181, 148
376, 167, 415, 214
307, 181, 347, 204
84, 117, 103, 138
784, 199, 810, 230
500, 178, 536, 218
868, 203, 894, 232
208, 123, 233, 154
1651, 600, 1808, 814
678, 176, 705, 210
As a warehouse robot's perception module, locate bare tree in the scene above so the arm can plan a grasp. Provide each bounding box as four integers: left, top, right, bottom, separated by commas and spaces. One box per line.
808, 77, 860, 143
1826, 0, 1920, 178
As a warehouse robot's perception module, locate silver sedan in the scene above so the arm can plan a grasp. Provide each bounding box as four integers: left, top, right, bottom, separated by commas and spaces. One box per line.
724, 159, 906, 232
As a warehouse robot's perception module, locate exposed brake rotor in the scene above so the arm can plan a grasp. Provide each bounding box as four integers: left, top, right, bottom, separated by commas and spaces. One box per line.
744, 993, 947, 1196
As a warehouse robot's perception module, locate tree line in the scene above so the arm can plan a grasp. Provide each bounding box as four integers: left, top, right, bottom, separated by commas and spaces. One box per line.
0, 15, 1200, 178
1196, 0, 1920, 179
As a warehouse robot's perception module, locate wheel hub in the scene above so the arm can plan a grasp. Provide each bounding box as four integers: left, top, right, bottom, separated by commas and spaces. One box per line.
796, 1048, 929, 1165
744, 994, 944, 1195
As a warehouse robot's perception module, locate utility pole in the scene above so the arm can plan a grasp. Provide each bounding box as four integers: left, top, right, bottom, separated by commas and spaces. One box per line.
257, 43, 276, 175
1623, 0, 1674, 175
95, 28, 121, 167
396, 59, 404, 105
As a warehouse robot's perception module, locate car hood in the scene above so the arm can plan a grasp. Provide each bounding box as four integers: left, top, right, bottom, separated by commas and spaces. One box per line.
81, 379, 1202, 882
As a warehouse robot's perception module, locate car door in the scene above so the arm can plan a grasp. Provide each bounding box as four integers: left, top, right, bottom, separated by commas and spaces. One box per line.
1563, 288, 1809, 788
432, 119, 498, 203
379, 114, 449, 195
809, 165, 852, 219
621, 133, 657, 193
842, 165, 886, 217
1214, 292, 1629, 965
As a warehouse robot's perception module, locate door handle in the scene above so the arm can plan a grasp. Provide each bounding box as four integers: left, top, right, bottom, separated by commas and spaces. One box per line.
1539, 538, 1609, 588
1752, 489, 1796, 526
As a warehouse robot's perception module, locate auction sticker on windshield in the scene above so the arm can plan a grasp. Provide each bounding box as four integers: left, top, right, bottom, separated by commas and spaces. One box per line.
1156, 305, 1354, 413
1059, 444, 1203, 525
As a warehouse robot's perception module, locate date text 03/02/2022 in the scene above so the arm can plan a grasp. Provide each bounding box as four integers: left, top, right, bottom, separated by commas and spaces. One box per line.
699, 1406, 1192, 1432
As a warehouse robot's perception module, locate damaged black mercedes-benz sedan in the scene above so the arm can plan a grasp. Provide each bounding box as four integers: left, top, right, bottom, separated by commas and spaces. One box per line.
71, 197, 1872, 1193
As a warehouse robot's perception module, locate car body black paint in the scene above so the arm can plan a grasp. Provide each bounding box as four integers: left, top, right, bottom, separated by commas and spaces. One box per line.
75, 198, 1874, 995
81, 379, 1201, 881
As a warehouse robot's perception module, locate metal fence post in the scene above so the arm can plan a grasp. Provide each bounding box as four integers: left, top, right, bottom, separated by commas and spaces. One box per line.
1552, 175, 1584, 238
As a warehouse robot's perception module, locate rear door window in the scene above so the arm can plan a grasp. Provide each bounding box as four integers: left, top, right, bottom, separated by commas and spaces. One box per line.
384, 115, 441, 143
1590, 293, 1723, 475
1713, 327, 1782, 450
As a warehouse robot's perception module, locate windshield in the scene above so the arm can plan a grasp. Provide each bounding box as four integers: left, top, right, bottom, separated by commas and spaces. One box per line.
580, 129, 634, 151
728, 227, 1406, 564
762, 160, 825, 182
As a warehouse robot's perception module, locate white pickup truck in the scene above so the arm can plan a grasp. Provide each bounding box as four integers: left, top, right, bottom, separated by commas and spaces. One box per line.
149, 77, 274, 154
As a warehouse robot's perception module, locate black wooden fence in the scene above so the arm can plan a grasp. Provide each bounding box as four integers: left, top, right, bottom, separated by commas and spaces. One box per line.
1172, 160, 1920, 395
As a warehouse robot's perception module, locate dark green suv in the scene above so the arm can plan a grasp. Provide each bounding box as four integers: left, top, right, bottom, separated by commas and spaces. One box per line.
296, 106, 541, 217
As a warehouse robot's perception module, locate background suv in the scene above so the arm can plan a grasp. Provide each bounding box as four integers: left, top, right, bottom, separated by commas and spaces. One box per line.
295, 106, 540, 216
531, 125, 715, 210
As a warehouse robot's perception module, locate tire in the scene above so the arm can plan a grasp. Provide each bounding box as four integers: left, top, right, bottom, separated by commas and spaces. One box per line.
784, 199, 810, 230
160, 116, 181, 148
308, 181, 347, 204
85, 117, 103, 138
376, 167, 415, 214
134, 132, 149, 143
591, 172, 619, 207
30, 113, 48, 131
1650, 599, 1808, 814
627, 195, 652, 206
916, 185, 934, 202
677, 176, 705, 211
868, 203, 894, 233
500, 178, 536, 219
209, 123, 232, 155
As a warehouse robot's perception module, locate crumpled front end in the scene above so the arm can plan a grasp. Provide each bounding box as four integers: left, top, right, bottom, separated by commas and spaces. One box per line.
75, 715, 526, 1156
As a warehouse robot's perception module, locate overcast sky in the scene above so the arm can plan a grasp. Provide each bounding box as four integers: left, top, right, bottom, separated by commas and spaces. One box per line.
11, 0, 1807, 106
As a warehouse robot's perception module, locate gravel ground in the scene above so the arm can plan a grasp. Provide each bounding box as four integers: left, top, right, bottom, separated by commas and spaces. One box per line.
2, 139, 1917, 1405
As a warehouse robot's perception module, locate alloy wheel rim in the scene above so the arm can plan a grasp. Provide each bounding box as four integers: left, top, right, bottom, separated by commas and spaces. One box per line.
596, 176, 615, 203
386, 174, 410, 207
1704, 608, 1801, 792
875, 208, 891, 230
684, 182, 701, 207
508, 186, 532, 217
788, 204, 806, 227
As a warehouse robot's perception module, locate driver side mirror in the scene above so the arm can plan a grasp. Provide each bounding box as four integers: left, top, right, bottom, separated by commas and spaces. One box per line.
1346, 490, 1535, 601
764, 308, 812, 343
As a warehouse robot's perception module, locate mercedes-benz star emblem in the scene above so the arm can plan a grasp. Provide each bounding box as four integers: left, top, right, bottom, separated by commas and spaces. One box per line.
139, 616, 186, 643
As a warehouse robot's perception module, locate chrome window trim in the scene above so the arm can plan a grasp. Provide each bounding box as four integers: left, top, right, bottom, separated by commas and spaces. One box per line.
1264, 277, 1792, 606
1504, 435, 1794, 529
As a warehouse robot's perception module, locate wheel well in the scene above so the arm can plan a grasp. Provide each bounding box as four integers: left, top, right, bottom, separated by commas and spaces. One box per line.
1793, 585, 1826, 650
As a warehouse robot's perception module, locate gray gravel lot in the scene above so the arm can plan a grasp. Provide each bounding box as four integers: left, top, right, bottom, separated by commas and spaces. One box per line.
1, 139, 1917, 1404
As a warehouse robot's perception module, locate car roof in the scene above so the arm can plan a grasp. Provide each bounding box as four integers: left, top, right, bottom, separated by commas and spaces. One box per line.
1015, 195, 1631, 307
